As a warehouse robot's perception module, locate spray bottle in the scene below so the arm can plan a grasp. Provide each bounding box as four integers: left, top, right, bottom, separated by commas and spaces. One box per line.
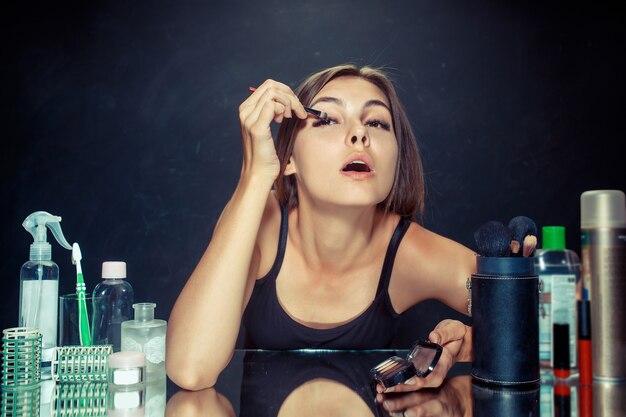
19, 211, 72, 378
581, 190, 626, 381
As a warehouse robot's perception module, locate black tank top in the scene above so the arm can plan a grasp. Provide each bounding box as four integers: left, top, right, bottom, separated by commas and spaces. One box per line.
242, 205, 411, 349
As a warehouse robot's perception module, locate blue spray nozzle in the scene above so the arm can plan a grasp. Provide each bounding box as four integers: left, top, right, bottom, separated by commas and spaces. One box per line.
23, 211, 72, 261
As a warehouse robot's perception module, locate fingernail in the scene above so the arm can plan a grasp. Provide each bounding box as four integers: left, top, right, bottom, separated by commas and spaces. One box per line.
404, 410, 416, 417
430, 332, 441, 344
404, 377, 417, 385
383, 400, 394, 410
384, 386, 395, 393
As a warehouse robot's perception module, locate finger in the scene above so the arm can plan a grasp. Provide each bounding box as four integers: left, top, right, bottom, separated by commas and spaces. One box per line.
419, 367, 447, 389
429, 320, 466, 345
246, 100, 286, 138
380, 391, 436, 414
381, 376, 427, 393
406, 399, 445, 417
244, 90, 297, 127
250, 80, 307, 119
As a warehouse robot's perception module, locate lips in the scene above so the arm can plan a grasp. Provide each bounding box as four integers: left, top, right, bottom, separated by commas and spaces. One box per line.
341, 154, 373, 172
342, 160, 371, 173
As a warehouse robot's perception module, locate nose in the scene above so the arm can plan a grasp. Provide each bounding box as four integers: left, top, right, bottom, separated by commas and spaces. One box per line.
347, 125, 370, 147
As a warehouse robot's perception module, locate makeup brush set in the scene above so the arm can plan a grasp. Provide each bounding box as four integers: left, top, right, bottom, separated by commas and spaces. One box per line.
473, 216, 537, 258
470, 215, 541, 386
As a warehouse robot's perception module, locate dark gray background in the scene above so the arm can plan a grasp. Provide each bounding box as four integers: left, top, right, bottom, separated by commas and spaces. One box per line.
2, 1, 624, 349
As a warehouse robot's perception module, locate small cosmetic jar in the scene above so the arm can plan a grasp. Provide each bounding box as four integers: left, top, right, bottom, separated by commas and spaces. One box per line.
108, 390, 146, 417
109, 351, 146, 389
370, 340, 443, 388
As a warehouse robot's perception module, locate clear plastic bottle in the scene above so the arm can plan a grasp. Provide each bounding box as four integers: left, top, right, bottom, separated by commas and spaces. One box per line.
19, 211, 72, 378
92, 261, 134, 352
121, 303, 167, 379
535, 226, 580, 372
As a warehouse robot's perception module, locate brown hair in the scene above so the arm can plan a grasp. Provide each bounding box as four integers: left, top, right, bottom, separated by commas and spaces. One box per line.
275, 64, 425, 223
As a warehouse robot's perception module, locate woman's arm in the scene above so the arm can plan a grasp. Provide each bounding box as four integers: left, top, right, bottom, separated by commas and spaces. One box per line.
382, 223, 476, 391
166, 387, 236, 417
392, 224, 477, 315
166, 80, 307, 390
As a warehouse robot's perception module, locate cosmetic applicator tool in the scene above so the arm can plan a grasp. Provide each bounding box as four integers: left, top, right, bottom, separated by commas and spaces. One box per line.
474, 221, 512, 257
508, 216, 538, 257
247, 87, 328, 120
71, 242, 92, 346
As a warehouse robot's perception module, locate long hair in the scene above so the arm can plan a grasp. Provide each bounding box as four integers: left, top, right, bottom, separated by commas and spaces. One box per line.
274, 64, 425, 223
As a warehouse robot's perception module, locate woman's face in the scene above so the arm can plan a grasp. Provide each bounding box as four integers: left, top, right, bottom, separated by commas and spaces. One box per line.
285, 76, 398, 210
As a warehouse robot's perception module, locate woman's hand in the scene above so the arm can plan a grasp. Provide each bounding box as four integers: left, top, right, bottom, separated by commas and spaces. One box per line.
238, 80, 307, 183
376, 375, 472, 417
377, 320, 472, 393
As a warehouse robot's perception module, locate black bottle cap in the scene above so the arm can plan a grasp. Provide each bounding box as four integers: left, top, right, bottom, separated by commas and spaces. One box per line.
577, 300, 591, 340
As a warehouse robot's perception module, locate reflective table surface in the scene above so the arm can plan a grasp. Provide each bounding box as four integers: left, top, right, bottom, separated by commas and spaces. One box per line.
169, 350, 624, 417
2, 350, 624, 416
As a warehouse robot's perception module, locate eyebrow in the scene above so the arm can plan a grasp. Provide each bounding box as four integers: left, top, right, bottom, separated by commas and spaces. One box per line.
310, 96, 392, 113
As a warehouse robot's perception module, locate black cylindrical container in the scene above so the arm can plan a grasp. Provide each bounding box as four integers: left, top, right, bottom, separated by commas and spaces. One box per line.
471, 256, 540, 385
472, 380, 540, 417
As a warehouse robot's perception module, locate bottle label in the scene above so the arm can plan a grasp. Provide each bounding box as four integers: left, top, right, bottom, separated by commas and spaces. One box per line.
144, 336, 166, 364
113, 390, 142, 409
122, 336, 165, 365
538, 274, 577, 367
587, 227, 626, 379
113, 368, 143, 385
551, 274, 577, 367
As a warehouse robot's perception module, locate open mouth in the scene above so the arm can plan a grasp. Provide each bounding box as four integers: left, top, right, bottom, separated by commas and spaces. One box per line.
342, 160, 371, 173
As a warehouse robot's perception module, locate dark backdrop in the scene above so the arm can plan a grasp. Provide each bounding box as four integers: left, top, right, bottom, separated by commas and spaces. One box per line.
2, 1, 624, 348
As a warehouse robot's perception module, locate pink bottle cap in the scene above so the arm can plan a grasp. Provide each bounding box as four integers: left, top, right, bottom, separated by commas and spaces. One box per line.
102, 261, 127, 279
109, 351, 145, 368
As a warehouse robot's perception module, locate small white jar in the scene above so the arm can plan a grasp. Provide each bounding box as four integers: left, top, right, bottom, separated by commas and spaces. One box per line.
108, 351, 146, 388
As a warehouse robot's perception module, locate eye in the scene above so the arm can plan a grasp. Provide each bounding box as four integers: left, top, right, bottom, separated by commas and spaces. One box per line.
312, 117, 338, 127
366, 119, 391, 131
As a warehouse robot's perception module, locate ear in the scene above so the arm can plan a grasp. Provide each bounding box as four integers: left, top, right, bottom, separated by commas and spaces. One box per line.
283, 156, 297, 176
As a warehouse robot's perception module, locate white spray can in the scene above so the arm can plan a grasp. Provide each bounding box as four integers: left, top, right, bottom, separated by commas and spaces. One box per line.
580, 190, 626, 381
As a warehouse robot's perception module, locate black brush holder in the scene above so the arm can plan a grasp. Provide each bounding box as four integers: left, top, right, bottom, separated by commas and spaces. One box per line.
470, 256, 540, 385
472, 380, 540, 416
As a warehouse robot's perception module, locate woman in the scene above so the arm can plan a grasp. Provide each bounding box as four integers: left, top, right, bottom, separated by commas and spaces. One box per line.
167, 64, 477, 391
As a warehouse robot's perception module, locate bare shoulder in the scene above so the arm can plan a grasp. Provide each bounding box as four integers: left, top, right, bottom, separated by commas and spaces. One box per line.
390, 222, 477, 313
398, 223, 475, 265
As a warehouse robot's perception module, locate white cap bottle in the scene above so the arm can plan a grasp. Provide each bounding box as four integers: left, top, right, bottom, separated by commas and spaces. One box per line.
91, 261, 134, 352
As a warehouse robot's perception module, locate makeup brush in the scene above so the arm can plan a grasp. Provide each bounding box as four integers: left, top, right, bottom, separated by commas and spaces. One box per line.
507, 216, 538, 257
247, 87, 328, 120
474, 221, 513, 257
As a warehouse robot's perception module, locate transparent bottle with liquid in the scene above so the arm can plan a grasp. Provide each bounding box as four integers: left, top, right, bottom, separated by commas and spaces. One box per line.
121, 303, 167, 379
19, 211, 72, 378
535, 226, 580, 372
91, 261, 134, 352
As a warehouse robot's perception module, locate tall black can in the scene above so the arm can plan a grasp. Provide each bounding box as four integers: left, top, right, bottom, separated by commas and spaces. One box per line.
470, 256, 540, 385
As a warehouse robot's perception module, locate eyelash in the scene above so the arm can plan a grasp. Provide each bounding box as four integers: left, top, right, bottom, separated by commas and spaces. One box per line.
311, 118, 391, 131
367, 119, 391, 131
311, 118, 337, 127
